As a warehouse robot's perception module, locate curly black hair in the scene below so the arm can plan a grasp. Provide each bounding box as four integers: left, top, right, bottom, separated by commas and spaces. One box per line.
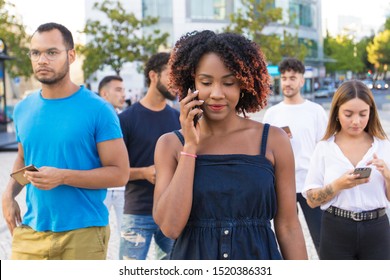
169, 30, 271, 115
144, 52, 170, 87
278, 57, 305, 74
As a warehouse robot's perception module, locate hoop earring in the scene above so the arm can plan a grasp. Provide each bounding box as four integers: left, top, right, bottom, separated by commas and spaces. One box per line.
336, 117, 339, 122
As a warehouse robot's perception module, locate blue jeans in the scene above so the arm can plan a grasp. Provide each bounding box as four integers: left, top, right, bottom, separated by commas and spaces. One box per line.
119, 214, 174, 260
104, 189, 125, 239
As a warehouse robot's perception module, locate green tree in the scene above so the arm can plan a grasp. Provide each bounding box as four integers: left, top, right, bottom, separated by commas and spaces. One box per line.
78, 0, 169, 80
223, 0, 306, 64
384, 16, 390, 30
0, 0, 31, 78
323, 32, 365, 74
357, 36, 375, 75
367, 30, 390, 78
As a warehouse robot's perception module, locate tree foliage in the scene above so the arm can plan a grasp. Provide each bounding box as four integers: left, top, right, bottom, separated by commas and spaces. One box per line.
323, 32, 366, 74
384, 17, 390, 30
367, 30, 390, 76
0, 0, 31, 78
78, 0, 169, 79
223, 0, 306, 64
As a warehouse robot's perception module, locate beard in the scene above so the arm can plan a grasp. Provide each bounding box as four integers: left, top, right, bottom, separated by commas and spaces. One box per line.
34, 61, 69, 85
156, 79, 176, 101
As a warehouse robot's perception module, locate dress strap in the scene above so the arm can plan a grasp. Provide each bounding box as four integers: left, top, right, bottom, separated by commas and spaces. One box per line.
260, 123, 270, 156
173, 130, 185, 146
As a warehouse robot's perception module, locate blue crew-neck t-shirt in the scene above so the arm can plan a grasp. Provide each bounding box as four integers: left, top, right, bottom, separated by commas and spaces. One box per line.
13, 86, 122, 232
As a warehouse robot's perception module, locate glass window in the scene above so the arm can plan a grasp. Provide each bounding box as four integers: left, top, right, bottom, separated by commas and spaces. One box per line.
289, 1, 313, 28
189, 0, 233, 21
142, 0, 172, 19
299, 38, 317, 58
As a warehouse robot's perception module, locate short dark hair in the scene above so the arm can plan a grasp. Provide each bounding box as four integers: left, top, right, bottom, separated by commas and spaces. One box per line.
279, 57, 305, 74
144, 52, 170, 87
34, 22, 74, 50
98, 75, 123, 95
169, 30, 271, 115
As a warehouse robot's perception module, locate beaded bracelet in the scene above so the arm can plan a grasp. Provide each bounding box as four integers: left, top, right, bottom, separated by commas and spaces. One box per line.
180, 151, 197, 158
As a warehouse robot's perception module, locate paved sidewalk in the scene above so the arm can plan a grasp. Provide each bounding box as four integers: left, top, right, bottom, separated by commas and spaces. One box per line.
2, 107, 390, 260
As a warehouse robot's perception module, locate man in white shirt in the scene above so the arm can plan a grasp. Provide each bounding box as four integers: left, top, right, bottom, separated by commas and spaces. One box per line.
263, 58, 328, 255
98, 75, 126, 259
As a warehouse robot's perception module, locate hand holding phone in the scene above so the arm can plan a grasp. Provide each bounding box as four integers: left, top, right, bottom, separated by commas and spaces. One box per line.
353, 167, 372, 179
10, 164, 39, 186
281, 126, 292, 138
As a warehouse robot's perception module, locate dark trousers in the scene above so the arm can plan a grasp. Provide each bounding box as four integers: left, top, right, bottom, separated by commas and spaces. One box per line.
297, 193, 322, 255
320, 211, 390, 260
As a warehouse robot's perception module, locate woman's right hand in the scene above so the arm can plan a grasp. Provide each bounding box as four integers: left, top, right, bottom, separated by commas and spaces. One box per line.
179, 88, 204, 146
333, 169, 370, 191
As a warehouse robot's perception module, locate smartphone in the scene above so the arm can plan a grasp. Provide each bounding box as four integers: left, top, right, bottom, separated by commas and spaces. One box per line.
192, 89, 200, 127
353, 167, 372, 179
10, 164, 39, 186
193, 108, 200, 127
281, 126, 292, 138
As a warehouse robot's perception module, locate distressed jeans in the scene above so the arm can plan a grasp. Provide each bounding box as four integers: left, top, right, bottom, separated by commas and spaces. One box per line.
119, 214, 174, 260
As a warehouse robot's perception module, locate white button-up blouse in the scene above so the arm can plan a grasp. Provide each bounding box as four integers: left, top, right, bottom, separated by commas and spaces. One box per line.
303, 135, 390, 212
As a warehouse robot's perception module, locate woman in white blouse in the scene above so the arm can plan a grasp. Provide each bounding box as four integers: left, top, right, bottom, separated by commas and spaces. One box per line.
303, 80, 390, 260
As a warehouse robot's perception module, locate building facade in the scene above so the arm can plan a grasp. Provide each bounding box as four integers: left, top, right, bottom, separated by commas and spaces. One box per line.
85, 0, 324, 98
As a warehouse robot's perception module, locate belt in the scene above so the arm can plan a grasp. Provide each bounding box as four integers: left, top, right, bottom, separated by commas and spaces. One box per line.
326, 206, 387, 222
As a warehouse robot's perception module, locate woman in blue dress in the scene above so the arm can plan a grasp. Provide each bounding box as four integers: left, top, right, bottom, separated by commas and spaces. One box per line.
153, 30, 308, 260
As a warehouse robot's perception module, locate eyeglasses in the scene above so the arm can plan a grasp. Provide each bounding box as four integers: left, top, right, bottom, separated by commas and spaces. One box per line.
27, 49, 68, 61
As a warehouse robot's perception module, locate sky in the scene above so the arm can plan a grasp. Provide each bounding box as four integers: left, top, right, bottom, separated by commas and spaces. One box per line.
9, 0, 86, 43
7, 0, 390, 41
322, 0, 389, 37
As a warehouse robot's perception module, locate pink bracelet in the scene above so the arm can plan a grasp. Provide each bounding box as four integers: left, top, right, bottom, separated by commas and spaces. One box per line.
180, 151, 197, 158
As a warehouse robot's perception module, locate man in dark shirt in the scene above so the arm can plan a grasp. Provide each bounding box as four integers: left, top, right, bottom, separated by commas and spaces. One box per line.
118, 52, 180, 260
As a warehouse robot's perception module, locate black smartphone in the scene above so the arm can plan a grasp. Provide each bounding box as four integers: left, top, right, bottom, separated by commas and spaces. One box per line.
10, 164, 39, 186
191, 88, 200, 127
353, 167, 372, 179
193, 104, 200, 127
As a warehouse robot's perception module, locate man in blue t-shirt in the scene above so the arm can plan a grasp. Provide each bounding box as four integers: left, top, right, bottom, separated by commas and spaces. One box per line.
1, 23, 129, 260
119, 52, 180, 260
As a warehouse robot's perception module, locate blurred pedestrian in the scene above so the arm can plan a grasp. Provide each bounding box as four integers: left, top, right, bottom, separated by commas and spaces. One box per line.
1, 22, 129, 260
98, 75, 127, 259
153, 30, 308, 260
263, 57, 327, 255
98, 75, 126, 113
118, 52, 180, 260
303, 80, 390, 260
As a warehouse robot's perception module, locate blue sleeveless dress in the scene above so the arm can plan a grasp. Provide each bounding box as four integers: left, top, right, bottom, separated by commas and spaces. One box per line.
171, 124, 282, 260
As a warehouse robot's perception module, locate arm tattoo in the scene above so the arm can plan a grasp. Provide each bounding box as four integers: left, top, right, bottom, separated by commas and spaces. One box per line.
307, 184, 334, 204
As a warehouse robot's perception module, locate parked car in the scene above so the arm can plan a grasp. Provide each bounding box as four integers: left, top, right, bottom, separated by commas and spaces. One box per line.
314, 87, 334, 98
374, 80, 389, 90
361, 79, 374, 89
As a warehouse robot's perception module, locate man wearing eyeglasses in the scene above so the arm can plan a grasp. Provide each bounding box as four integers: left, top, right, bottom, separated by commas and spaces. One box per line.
1, 22, 129, 260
